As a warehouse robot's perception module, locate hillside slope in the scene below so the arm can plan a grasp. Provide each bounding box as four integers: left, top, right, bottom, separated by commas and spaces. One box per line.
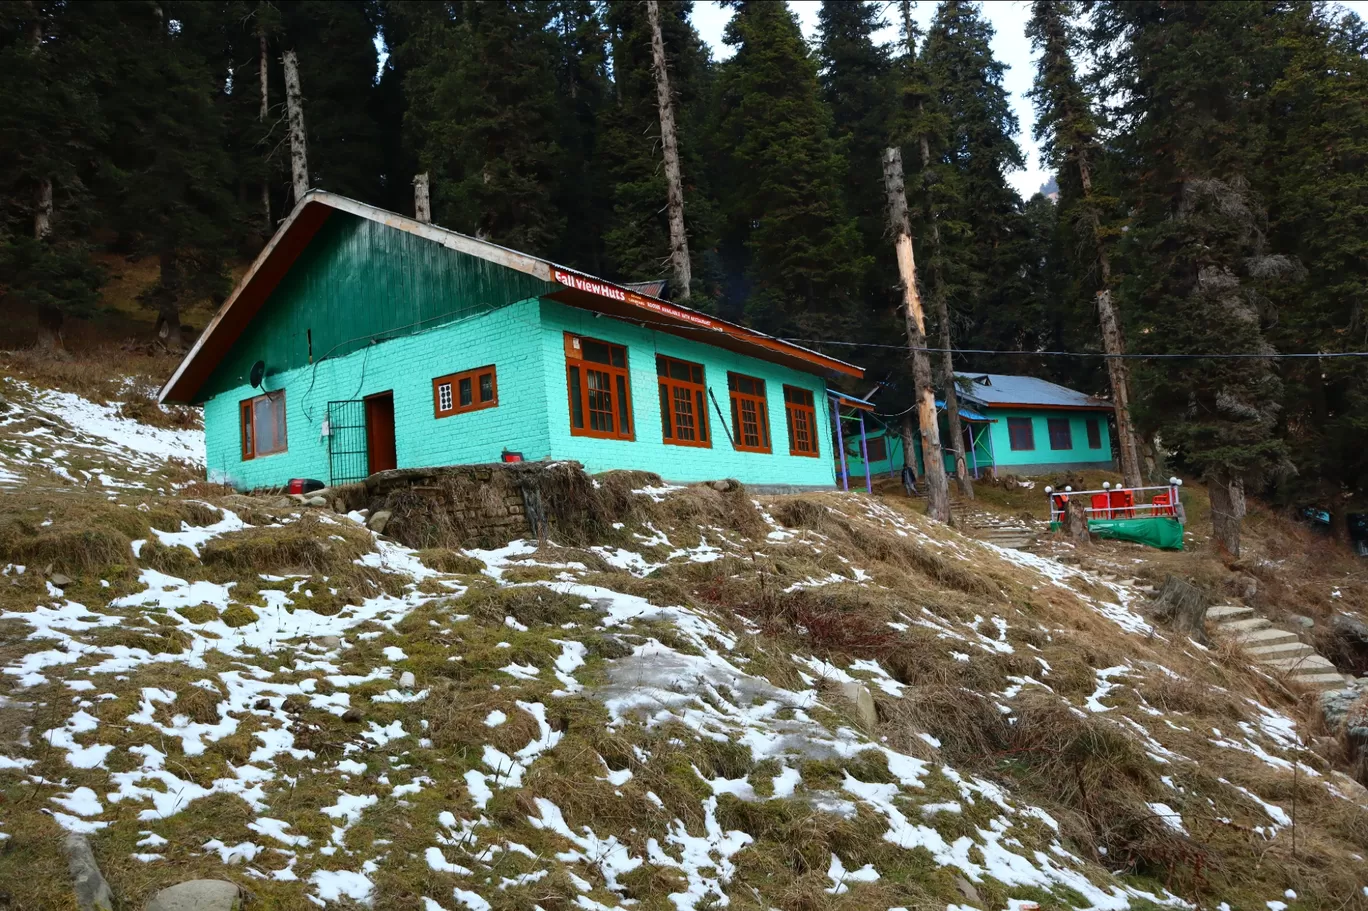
1, 369, 1367, 911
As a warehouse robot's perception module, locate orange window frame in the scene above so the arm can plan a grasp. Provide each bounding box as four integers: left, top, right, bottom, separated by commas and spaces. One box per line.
727, 371, 772, 454
240, 391, 287, 460
783, 385, 819, 457
657, 355, 710, 448
565, 333, 634, 441
433, 365, 498, 419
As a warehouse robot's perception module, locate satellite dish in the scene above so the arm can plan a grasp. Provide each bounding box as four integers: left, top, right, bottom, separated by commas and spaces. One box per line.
249, 360, 266, 389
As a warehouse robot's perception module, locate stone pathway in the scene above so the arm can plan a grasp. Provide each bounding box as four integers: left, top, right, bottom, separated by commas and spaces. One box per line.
950, 492, 1042, 551
1208, 605, 1354, 691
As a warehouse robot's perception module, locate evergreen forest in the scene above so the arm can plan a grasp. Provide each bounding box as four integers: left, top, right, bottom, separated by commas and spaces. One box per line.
3, 0, 1368, 541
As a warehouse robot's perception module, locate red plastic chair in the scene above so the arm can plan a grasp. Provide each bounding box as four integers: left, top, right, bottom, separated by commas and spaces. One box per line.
1108, 489, 1135, 519
1151, 492, 1173, 517
1050, 493, 1070, 520
1090, 493, 1111, 520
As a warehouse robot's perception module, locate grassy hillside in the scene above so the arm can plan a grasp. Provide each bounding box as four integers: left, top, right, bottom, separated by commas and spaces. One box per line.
0, 361, 1367, 910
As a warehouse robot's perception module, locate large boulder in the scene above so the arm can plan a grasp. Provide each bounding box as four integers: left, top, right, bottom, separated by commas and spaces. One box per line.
144, 880, 247, 911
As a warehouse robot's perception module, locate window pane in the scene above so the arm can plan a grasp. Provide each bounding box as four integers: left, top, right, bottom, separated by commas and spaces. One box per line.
1008, 417, 1034, 451
1086, 418, 1101, 449
659, 384, 673, 439
1048, 418, 1072, 450
587, 369, 612, 431
730, 399, 741, 442
242, 404, 253, 456
274, 397, 287, 452
479, 372, 494, 403
253, 398, 273, 453
759, 404, 770, 448
696, 390, 708, 442
583, 340, 611, 364
610, 346, 625, 368
657, 356, 668, 378
616, 375, 630, 434
740, 399, 759, 447
458, 378, 473, 407
691, 365, 702, 384
569, 367, 584, 428
672, 386, 695, 440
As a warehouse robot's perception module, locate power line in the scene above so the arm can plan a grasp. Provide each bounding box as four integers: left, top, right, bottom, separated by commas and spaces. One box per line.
780, 339, 1368, 360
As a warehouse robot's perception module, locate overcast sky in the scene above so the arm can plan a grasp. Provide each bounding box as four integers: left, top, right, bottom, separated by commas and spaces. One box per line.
690, 0, 1368, 201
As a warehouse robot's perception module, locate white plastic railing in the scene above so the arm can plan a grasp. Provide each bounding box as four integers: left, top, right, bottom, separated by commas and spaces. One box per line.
1045, 481, 1184, 524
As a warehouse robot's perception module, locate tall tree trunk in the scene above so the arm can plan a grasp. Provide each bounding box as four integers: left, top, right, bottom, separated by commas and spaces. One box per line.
258, 22, 272, 235
34, 178, 52, 240
156, 250, 184, 350
1207, 469, 1245, 558
1077, 151, 1142, 488
883, 147, 951, 525
283, 49, 309, 206
414, 172, 432, 223
900, 414, 920, 483
646, 0, 691, 301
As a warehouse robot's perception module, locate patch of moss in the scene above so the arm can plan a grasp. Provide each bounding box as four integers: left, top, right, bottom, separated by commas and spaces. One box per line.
175, 604, 219, 624
416, 548, 487, 574
221, 604, 259, 627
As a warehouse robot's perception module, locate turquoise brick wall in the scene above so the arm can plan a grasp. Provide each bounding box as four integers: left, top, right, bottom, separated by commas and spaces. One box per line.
985, 408, 1113, 471
203, 300, 550, 489
538, 300, 837, 487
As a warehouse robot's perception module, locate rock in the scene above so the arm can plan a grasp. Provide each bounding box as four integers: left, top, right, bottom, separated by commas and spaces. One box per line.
1332, 613, 1368, 645
305, 496, 328, 508
953, 876, 981, 904
63, 834, 114, 911
281, 695, 308, 714
1331, 770, 1368, 803
399, 671, 416, 689
1231, 572, 1258, 601
367, 510, 392, 534
273, 497, 293, 508
1289, 613, 1315, 629
1320, 687, 1363, 732
342, 708, 364, 723
252, 698, 271, 711
49, 573, 73, 588
144, 880, 246, 911
315, 635, 342, 649
839, 681, 878, 728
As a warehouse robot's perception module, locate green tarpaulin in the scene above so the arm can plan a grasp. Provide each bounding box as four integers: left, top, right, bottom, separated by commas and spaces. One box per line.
1047, 517, 1185, 550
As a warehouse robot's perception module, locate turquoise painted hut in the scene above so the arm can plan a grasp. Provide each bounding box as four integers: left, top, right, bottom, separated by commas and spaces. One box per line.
159, 192, 864, 491
837, 374, 1116, 483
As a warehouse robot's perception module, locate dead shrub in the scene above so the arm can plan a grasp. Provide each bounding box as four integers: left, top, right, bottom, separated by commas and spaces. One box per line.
416, 548, 487, 574
770, 498, 835, 532
200, 513, 369, 574
117, 389, 201, 430
457, 585, 591, 628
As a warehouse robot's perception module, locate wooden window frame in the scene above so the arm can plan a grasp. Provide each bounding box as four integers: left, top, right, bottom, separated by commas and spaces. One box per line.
1047, 417, 1073, 451
783, 384, 819, 457
1085, 417, 1102, 449
657, 355, 710, 448
433, 365, 498, 419
565, 333, 634, 441
865, 436, 888, 463
240, 390, 287, 460
1007, 417, 1035, 452
727, 371, 772, 454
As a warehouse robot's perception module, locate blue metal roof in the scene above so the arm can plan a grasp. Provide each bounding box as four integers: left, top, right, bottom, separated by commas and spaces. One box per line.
936, 399, 990, 422
954, 373, 1112, 411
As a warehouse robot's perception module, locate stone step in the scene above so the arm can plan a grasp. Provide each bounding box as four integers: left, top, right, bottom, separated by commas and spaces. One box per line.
1218, 617, 1272, 635
1225, 627, 1300, 648
1287, 671, 1353, 692
1260, 654, 1338, 672
1207, 605, 1255, 621
1246, 641, 1317, 660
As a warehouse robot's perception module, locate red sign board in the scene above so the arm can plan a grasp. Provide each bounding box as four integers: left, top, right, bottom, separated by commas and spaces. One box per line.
552, 268, 716, 330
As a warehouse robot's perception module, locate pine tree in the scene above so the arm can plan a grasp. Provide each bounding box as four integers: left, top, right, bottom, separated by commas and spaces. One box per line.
403, 2, 565, 255
1261, 3, 1368, 538
715, 0, 868, 337
1094, 1, 1295, 555
1028, 0, 1143, 487
0, 1, 105, 345
598, 0, 717, 301
547, 0, 610, 271
817, 0, 893, 272
86, 0, 237, 348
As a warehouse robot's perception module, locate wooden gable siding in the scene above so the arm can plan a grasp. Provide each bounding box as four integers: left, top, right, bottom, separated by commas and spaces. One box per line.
199, 212, 557, 404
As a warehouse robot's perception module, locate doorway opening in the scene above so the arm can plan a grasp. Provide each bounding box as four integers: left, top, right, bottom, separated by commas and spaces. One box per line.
365, 391, 397, 475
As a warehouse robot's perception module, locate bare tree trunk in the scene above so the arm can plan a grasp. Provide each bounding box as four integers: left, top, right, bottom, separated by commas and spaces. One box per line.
283, 49, 309, 205
1207, 469, 1245, 557
1078, 152, 1142, 488
34, 177, 52, 240
900, 414, 920, 484
646, 0, 691, 301
156, 250, 184, 350
258, 23, 272, 235
883, 147, 951, 525
1064, 497, 1091, 544
414, 172, 432, 223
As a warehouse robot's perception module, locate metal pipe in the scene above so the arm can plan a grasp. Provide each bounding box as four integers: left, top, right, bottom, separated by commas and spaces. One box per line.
833, 397, 849, 492
859, 411, 873, 493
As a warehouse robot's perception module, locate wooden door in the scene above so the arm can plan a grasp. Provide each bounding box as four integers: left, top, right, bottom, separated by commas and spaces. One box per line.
365, 391, 397, 475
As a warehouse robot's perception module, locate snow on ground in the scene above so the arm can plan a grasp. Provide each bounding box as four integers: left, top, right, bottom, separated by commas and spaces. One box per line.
1, 381, 1363, 908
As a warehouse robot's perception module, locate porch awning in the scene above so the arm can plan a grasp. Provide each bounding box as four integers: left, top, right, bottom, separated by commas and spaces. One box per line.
828, 389, 876, 412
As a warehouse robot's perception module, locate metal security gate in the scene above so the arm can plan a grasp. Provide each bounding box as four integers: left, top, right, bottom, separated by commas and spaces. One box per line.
327, 399, 369, 486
